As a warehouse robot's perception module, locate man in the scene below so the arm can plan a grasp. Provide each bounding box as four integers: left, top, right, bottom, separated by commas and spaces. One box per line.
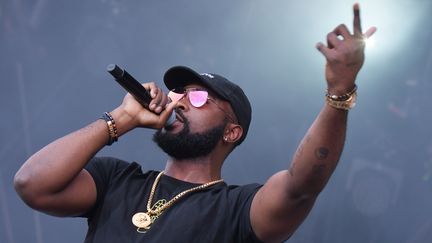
14, 4, 376, 243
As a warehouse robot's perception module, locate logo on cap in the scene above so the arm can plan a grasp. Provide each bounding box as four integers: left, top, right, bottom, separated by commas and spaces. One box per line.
201, 73, 214, 79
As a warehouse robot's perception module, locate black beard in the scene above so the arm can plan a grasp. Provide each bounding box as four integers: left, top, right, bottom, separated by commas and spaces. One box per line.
153, 118, 226, 160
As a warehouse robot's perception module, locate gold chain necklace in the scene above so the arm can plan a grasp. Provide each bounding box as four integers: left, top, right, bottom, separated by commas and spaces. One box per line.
132, 171, 224, 233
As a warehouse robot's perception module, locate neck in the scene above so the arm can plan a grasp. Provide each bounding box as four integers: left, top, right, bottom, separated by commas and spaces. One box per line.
163, 157, 222, 184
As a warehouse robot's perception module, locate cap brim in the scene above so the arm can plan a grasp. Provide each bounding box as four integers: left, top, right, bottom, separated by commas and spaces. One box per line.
164, 66, 206, 91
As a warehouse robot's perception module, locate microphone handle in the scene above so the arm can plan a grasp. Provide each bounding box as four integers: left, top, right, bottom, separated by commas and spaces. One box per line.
107, 64, 152, 108
106, 64, 175, 125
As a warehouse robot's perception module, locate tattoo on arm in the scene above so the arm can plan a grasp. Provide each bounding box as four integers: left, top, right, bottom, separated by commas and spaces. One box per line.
312, 164, 327, 177
315, 147, 329, 160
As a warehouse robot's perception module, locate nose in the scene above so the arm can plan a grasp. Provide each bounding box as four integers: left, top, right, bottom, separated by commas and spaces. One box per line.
175, 94, 189, 112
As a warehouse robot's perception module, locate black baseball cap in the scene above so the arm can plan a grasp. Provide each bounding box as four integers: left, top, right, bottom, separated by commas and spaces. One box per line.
163, 66, 252, 145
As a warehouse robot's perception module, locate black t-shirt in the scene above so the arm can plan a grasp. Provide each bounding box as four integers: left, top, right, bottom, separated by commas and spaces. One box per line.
82, 157, 264, 243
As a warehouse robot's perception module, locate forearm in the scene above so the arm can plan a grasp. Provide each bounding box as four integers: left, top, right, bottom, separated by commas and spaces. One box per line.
14, 107, 134, 198
288, 104, 348, 196
14, 119, 108, 196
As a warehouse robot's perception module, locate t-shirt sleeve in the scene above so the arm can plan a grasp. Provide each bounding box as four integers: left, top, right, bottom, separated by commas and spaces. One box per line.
229, 183, 264, 243
80, 156, 130, 218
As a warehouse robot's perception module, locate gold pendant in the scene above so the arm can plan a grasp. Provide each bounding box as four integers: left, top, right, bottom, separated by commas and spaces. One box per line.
132, 212, 152, 232
132, 200, 167, 233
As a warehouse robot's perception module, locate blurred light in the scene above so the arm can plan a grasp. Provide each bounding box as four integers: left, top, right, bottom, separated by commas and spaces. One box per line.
364, 36, 376, 48
346, 158, 404, 217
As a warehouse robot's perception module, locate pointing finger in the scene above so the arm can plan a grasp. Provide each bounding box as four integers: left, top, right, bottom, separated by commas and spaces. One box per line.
353, 3, 362, 36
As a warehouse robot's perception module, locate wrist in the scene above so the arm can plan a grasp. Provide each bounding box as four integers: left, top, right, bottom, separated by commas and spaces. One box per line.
325, 85, 357, 110
100, 112, 118, 145
109, 107, 139, 137
326, 84, 356, 96
326, 84, 357, 101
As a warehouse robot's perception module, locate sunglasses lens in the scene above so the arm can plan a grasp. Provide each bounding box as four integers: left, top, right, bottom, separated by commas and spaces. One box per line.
189, 90, 208, 107
168, 91, 185, 102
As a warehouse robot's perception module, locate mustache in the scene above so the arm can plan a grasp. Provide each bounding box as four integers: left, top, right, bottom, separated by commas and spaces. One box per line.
175, 108, 188, 124
164, 108, 188, 131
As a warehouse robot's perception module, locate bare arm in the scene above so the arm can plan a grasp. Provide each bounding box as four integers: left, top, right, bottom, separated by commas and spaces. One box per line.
14, 82, 175, 217
250, 4, 377, 242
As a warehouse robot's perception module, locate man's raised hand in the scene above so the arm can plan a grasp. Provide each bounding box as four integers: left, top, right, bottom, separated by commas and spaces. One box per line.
316, 3, 377, 95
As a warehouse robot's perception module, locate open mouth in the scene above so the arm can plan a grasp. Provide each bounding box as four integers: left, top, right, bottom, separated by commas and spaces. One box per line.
175, 110, 186, 123
164, 110, 187, 131
175, 114, 184, 123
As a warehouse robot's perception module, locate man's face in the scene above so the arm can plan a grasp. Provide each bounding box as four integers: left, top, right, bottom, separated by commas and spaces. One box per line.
153, 113, 226, 159
153, 84, 231, 159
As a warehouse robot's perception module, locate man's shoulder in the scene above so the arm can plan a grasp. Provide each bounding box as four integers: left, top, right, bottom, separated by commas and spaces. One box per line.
88, 156, 152, 171
219, 182, 263, 202
226, 182, 263, 192
85, 156, 159, 181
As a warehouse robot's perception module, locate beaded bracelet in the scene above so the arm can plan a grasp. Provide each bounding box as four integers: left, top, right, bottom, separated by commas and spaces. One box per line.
326, 84, 357, 101
100, 112, 118, 145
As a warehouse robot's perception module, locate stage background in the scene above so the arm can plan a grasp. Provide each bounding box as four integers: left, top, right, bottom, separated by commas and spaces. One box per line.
1, 0, 431, 242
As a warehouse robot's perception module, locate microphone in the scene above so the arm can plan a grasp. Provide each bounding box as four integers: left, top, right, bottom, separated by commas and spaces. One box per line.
107, 64, 176, 126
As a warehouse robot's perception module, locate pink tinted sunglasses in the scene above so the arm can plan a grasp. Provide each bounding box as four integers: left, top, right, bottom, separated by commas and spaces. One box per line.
168, 88, 237, 123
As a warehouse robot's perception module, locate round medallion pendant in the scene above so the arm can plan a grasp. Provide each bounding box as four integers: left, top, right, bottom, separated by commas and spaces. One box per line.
132, 212, 151, 229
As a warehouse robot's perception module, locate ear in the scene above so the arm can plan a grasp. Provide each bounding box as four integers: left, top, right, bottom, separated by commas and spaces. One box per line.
223, 123, 243, 144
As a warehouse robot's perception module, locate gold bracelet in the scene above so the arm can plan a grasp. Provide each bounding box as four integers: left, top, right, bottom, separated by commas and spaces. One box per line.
101, 112, 118, 145
326, 92, 357, 110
